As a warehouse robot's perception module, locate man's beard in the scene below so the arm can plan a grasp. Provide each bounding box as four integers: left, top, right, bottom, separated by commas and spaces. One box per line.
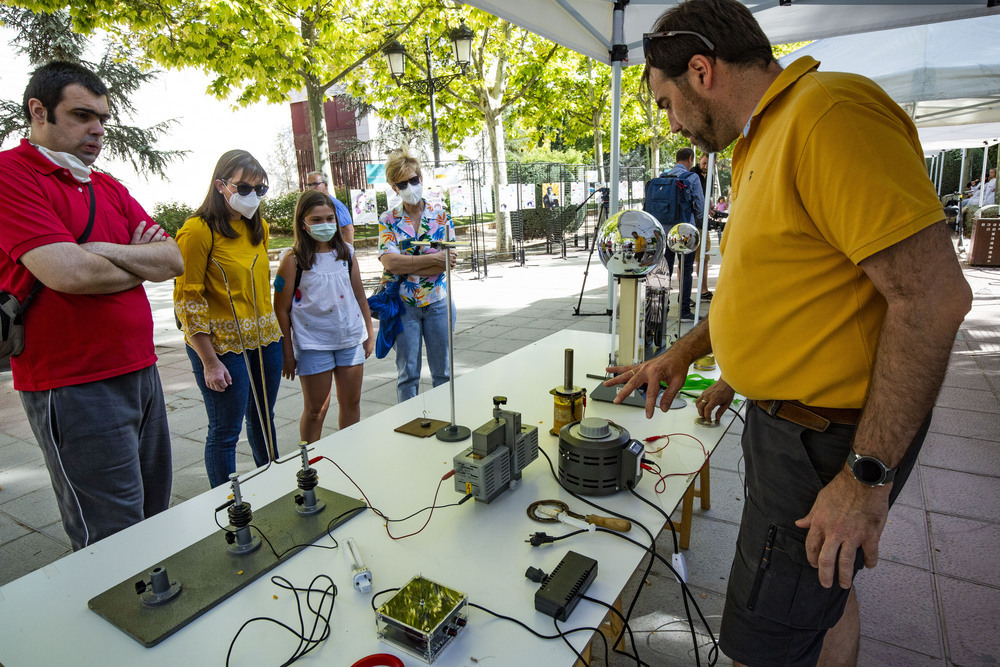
676, 79, 727, 153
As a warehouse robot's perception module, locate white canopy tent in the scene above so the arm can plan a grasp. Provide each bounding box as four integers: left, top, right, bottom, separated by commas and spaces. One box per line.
778, 17, 1000, 200
778, 15, 1000, 129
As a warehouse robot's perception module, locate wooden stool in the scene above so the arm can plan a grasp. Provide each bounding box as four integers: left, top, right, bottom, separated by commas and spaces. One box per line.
578, 594, 625, 665
671, 459, 711, 550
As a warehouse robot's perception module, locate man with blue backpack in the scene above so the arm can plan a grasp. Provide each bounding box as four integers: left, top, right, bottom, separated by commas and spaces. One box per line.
644, 147, 704, 321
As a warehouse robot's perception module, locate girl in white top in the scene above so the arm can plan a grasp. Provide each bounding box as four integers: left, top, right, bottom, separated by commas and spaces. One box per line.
275, 190, 374, 441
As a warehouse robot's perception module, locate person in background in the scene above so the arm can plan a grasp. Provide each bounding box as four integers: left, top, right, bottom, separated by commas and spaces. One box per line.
377, 147, 457, 402
305, 170, 355, 245
0, 61, 183, 550
608, 0, 971, 664
174, 150, 282, 488
662, 146, 705, 321
274, 190, 374, 441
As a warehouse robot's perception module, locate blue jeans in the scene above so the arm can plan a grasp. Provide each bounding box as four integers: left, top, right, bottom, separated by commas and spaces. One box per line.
187, 341, 282, 488
394, 299, 453, 402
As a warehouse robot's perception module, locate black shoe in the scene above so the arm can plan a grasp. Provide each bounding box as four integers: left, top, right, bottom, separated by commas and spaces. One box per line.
680, 312, 695, 322
701, 291, 713, 301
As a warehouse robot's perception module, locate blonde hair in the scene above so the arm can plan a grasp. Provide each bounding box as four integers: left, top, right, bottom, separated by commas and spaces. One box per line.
384, 147, 422, 184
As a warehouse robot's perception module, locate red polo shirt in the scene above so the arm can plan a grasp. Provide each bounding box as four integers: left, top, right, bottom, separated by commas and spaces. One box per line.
0, 139, 157, 391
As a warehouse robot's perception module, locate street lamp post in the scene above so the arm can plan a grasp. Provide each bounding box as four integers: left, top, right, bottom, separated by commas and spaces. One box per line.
383, 22, 474, 167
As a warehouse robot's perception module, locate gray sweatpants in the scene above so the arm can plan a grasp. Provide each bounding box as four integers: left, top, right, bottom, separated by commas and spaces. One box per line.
20, 365, 172, 551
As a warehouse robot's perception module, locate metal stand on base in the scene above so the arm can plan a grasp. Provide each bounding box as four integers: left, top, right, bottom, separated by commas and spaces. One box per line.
412, 240, 471, 443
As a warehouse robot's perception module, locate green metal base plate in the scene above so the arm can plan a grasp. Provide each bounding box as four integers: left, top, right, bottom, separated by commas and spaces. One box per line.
88, 486, 366, 647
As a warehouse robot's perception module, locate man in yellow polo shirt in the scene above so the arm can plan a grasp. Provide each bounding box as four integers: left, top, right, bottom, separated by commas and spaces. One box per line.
606, 0, 972, 664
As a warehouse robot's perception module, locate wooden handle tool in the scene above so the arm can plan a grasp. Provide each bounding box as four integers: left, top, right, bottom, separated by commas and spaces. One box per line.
585, 515, 632, 532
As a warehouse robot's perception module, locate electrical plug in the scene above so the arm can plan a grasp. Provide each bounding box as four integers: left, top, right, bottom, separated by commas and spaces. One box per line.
525, 532, 556, 547
525, 566, 547, 583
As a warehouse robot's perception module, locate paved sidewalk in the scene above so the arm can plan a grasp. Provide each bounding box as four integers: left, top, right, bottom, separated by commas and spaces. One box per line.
1, 244, 997, 666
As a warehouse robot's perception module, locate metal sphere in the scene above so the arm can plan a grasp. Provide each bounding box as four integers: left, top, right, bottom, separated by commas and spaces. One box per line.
596, 209, 665, 278
667, 223, 701, 254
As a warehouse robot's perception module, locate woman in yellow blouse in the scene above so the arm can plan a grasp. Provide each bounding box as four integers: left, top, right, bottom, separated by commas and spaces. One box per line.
174, 150, 283, 488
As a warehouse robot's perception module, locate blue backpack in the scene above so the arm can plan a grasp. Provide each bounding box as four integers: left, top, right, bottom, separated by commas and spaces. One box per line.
643, 171, 693, 229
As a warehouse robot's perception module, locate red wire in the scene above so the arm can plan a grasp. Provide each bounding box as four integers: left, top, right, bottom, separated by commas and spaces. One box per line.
315, 456, 454, 540
640, 433, 710, 494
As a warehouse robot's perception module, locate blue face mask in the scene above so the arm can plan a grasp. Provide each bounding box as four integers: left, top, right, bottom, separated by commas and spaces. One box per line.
306, 222, 338, 242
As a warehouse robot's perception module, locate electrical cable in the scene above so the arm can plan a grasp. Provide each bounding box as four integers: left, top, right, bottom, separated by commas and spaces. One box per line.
581, 594, 650, 667
225, 574, 337, 667
536, 448, 663, 665
537, 447, 718, 666
555, 616, 589, 666
313, 455, 470, 540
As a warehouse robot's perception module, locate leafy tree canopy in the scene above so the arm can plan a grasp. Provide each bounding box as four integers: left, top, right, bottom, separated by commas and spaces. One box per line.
0, 6, 185, 177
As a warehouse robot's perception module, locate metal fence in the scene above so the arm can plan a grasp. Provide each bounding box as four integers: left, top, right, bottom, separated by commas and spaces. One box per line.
312, 152, 648, 284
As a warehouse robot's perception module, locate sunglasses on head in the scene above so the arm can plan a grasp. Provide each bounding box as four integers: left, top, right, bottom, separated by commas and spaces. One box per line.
642, 30, 716, 60
394, 176, 421, 190
223, 179, 269, 197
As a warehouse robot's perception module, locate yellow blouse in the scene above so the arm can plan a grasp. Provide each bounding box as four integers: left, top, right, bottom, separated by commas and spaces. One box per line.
174, 216, 282, 355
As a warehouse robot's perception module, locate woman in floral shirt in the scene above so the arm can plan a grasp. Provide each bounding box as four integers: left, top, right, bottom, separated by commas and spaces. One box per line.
377, 148, 457, 402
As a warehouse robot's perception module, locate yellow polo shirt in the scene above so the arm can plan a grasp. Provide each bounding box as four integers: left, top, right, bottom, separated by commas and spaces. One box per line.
710, 57, 944, 408
174, 216, 282, 355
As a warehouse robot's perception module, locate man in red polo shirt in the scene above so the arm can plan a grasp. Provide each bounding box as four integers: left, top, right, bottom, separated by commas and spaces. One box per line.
0, 62, 184, 551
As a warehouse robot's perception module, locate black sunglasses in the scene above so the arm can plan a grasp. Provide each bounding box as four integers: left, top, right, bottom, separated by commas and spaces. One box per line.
306, 180, 327, 188
642, 30, 716, 60
223, 179, 269, 197
394, 176, 421, 190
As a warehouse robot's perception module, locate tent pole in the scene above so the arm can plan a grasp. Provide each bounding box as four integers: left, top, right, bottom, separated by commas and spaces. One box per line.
957, 148, 967, 252
606, 1, 627, 327
978, 145, 989, 207
693, 154, 716, 326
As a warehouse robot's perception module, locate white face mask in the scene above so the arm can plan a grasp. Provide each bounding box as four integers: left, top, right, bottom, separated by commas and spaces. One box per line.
226, 189, 261, 218
399, 183, 422, 206
306, 222, 338, 243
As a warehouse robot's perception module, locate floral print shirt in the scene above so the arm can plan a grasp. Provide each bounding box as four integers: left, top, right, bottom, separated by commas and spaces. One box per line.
378, 201, 456, 307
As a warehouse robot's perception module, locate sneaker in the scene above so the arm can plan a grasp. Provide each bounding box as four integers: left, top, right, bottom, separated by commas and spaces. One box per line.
701, 291, 713, 301
680, 312, 695, 322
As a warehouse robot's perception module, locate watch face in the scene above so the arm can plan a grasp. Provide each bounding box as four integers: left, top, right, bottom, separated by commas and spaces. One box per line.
854, 457, 884, 484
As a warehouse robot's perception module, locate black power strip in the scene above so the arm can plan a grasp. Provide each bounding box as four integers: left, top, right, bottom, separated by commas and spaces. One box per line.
527, 551, 598, 622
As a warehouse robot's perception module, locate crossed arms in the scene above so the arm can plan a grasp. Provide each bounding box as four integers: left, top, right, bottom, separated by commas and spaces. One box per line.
20, 221, 184, 294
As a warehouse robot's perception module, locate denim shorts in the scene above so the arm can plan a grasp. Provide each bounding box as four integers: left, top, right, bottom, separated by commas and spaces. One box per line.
719, 402, 929, 666
296, 344, 365, 376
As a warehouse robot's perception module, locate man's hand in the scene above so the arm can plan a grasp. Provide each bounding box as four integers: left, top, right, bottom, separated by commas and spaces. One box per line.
130, 221, 168, 245
695, 378, 734, 423
604, 349, 690, 418
795, 469, 891, 589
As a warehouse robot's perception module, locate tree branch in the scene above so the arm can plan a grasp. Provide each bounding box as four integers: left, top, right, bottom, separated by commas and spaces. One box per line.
499, 43, 559, 113
319, 5, 430, 90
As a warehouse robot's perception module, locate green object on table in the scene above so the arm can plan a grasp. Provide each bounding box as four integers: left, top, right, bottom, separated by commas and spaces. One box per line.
664, 374, 742, 405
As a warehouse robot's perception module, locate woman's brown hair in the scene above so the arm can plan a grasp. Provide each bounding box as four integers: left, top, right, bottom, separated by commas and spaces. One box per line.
193, 149, 268, 246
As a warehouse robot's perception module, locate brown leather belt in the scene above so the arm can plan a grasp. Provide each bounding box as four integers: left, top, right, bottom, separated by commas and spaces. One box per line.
754, 399, 861, 432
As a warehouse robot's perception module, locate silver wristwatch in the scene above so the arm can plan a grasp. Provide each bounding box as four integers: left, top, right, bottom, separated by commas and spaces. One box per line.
847, 449, 897, 487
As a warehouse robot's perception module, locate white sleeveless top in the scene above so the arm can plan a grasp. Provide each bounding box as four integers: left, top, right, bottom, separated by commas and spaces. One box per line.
291, 249, 367, 352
